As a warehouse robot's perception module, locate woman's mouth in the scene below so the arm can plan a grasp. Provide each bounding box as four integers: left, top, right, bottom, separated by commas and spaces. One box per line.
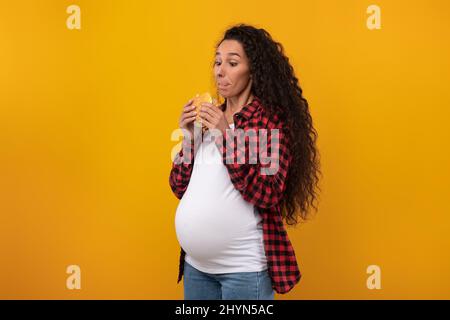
218, 83, 230, 89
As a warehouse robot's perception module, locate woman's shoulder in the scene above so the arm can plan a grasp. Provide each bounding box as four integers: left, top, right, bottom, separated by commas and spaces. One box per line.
253, 97, 287, 130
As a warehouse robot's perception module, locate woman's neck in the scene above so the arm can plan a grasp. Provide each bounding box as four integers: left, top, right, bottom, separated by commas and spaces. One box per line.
226, 90, 254, 115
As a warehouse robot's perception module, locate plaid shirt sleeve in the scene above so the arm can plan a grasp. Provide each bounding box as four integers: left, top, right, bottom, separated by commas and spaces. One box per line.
169, 137, 196, 199
214, 123, 291, 209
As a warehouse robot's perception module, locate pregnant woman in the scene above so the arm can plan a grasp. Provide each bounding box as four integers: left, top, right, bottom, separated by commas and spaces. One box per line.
169, 24, 320, 300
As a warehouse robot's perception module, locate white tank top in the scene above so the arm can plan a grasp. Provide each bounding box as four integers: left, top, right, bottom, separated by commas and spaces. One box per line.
175, 123, 268, 273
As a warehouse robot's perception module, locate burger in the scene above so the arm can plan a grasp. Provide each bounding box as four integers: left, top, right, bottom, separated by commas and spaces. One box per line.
191, 92, 218, 132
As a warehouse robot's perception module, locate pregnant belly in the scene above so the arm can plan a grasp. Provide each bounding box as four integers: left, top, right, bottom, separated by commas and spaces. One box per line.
174, 190, 258, 261
175, 201, 236, 260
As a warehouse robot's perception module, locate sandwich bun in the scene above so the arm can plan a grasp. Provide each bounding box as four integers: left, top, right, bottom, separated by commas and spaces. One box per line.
191, 92, 217, 130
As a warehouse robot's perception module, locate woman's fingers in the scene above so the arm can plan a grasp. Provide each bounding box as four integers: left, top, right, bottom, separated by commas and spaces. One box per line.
198, 103, 229, 134
202, 103, 221, 116
200, 117, 213, 129
199, 104, 213, 116
199, 110, 214, 125
183, 99, 194, 108
180, 115, 195, 129
183, 106, 195, 114
182, 99, 195, 116
180, 113, 196, 126
183, 110, 197, 118
180, 106, 197, 124
199, 106, 220, 123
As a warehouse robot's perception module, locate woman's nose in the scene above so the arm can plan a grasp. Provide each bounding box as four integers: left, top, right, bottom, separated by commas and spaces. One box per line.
216, 65, 225, 77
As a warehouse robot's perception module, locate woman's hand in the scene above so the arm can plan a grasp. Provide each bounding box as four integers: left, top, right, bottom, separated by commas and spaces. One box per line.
198, 102, 229, 135
178, 98, 198, 140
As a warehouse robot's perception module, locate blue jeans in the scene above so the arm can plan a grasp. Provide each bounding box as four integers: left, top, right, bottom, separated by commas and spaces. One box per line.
183, 260, 275, 300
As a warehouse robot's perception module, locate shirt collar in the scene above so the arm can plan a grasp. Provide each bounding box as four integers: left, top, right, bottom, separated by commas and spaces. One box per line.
219, 96, 261, 120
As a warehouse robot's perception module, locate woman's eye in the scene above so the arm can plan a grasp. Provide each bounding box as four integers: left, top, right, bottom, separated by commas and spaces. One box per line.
214, 61, 237, 66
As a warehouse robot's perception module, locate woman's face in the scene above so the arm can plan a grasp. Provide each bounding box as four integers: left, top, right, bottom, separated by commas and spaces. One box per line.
214, 39, 252, 99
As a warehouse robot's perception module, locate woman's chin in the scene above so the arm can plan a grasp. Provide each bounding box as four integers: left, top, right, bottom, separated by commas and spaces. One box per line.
218, 86, 232, 97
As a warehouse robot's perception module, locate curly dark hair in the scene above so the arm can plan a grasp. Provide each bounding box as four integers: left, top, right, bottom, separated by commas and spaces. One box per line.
214, 24, 321, 226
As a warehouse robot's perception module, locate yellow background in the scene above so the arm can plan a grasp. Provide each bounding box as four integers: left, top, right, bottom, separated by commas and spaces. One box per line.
1, 0, 449, 299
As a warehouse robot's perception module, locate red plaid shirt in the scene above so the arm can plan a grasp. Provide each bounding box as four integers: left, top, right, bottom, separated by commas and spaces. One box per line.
169, 96, 301, 294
